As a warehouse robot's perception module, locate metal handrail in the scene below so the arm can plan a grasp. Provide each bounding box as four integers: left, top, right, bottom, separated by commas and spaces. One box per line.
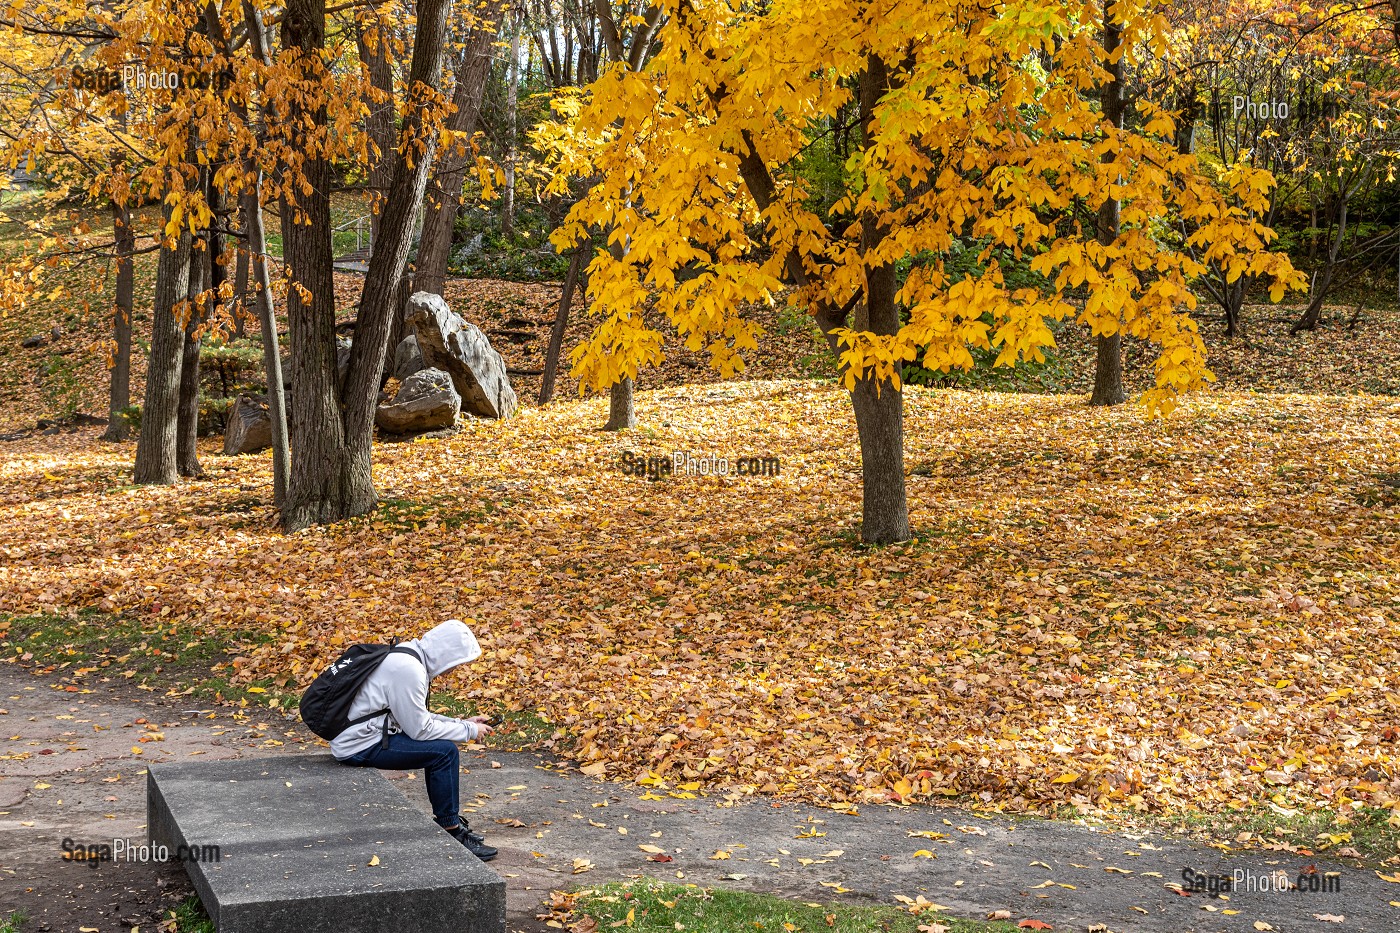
332, 214, 373, 253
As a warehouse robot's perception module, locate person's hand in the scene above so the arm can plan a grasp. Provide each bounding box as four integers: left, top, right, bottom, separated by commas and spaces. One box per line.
468, 715, 494, 736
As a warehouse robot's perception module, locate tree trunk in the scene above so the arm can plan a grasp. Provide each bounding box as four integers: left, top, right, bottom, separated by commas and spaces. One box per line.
500, 15, 522, 241
385, 273, 414, 384
539, 248, 584, 405
134, 221, 192, 484
850, 55, 910, 545
1091, 2, 1127, 407
281, 0, 453, 531
102, 199, 135, 442
343, 0, 453, 440
279, 0, 356, 530
1292, 193, 1349, 334
602, 216, 636, 429
1307, 194, 1319, 262
176, 237, 208, 477
604, 376, 635, 429
1223, 278, 1246, 338
850, 378, 909, 544
231, 212, 249, 338
355, 11, 398, 241
206, 172, 226, 327
1175, 86, 1197, 156
245, 179, 290, 506
412, 0, 506, 296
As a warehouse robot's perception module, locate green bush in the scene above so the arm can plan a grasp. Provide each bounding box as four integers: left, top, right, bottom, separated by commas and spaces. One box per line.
448, 201, 571, 282
198, 337, 267, 435
39, 353, 82, 422
115, 404, 141, 432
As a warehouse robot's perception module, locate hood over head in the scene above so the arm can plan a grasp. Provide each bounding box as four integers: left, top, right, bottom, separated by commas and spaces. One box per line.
408, 620, 482, 678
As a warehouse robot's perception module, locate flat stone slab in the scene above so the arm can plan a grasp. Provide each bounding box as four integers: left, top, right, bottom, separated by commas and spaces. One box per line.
147, 755, 504, 933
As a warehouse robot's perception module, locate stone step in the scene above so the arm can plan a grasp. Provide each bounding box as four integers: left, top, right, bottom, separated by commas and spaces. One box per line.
147, 754, 504, 933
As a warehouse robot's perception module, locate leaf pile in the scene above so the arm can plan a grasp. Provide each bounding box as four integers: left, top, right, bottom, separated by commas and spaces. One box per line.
2, 382, 1397, 820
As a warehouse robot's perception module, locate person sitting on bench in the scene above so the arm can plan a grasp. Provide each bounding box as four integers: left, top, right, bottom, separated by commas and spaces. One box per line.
331, 619, 497, 861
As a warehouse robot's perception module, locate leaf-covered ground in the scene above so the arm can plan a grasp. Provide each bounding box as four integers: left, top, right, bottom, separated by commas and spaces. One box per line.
3, 382, 1398, 823
5, 196, 1400, 824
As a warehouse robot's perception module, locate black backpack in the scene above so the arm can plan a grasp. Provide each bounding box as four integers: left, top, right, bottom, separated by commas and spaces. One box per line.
299, 643, 422, 743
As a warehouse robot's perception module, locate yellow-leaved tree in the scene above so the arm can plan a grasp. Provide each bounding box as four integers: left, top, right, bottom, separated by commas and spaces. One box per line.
555, 0, 1306, 542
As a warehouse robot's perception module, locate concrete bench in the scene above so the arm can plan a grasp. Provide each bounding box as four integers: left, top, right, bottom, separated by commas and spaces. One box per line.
147, 755, 504, 933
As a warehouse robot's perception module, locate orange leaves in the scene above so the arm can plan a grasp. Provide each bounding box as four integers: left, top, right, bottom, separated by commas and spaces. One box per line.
532, 0, 1310, 414
4, 371, 1399, 825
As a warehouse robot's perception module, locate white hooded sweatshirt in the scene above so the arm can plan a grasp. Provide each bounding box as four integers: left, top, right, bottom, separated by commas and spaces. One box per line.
330, 620, 484, 760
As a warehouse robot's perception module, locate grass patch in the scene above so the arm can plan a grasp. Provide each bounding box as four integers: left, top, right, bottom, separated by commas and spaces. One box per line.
428, 691, 559, 751
565, 878, 1018, 933
0, 910, 28, 933
170, 896, 216, 933
0, 610, 274, 705
353, 495, 501, 533
1150, 803, 1400, 866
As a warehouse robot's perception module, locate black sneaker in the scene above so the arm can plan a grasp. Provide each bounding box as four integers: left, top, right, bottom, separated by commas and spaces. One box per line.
447, 822, 497, 861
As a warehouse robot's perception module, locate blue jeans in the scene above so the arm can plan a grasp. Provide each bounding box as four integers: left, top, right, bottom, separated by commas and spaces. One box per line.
342, 733, 461, 829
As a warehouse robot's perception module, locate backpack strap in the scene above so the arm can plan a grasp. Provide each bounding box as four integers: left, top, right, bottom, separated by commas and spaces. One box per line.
342, 646, 425, 729
371, 645, 425, 749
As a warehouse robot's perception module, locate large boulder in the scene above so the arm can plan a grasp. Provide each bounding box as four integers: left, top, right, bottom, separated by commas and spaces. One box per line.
336, 336, 353, 391
375, 367, 461, 435
224, 395, 272, 455
405, 292, 517, 419
392, 334, 425, 381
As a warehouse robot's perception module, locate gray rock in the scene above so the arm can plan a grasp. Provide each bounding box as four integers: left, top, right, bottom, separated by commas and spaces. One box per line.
21, 335, 44, 348
392, 334, 425, 381
453, 233, 484, 264
336, 335, 353, 391
223, 395, 272, 455
50, 325, 63, 340
375, 367, 461, 435
406, 292, 517, 419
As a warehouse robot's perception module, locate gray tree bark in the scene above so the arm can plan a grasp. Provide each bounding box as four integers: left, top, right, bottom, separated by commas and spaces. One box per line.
539, 248, 584, 405
176, 235, 208, 477
101, 198, 135, 442
412, 0, 506, 296
278, 0, 357, 530
245, 179, 290, 505
134, 219, 192, 484
1091, 3, 1127, 407
604, 377, 635, 429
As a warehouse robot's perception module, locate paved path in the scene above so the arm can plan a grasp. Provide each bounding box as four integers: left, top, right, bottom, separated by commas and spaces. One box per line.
3, 664, 1396, 932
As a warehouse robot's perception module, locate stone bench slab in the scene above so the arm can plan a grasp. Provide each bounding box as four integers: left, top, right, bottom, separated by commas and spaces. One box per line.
147, 754, 504, 933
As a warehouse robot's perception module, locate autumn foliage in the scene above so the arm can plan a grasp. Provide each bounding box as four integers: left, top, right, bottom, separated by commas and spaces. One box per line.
540, 0, 1304, 415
